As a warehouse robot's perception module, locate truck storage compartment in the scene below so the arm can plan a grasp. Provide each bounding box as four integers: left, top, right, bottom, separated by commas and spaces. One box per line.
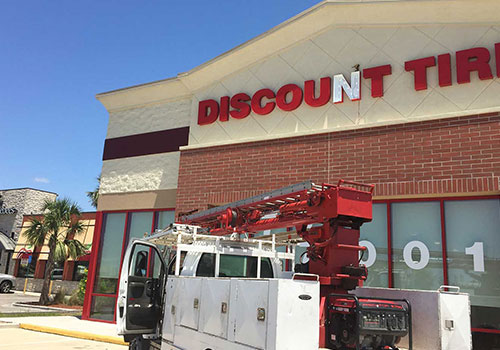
162, 276, 319, 350
229, 279, 269, 349
178, 277, 202, 330
162, 277, 180, 342
199, 278, 231, 339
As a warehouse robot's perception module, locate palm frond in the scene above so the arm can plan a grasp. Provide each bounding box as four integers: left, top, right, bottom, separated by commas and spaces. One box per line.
64, 239, 88, 260
54, 240, 67, 262
86, 175, 100, 209
24, 218, 48, 247
67, 221, 84, 239
43, 198, 82, 233
48, 232, 59, 248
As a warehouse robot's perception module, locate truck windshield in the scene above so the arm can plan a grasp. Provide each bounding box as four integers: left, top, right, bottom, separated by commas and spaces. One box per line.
196, 253, 273, 278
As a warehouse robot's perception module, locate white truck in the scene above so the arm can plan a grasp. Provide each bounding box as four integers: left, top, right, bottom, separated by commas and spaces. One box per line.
117, 224, 321, 350
117, 224, 472, 350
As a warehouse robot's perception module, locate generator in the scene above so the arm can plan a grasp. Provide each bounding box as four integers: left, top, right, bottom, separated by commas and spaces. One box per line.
328, 294, 412, 350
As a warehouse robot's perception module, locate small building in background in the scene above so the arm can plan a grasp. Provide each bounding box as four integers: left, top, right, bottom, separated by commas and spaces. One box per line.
0, 188, 57, 275
12, 212, 96, 294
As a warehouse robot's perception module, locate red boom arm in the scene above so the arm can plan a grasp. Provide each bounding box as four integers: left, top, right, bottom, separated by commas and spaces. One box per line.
179, 180, 374, 347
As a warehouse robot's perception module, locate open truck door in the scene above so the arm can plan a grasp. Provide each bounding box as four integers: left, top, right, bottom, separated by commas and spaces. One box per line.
117, 239, 166, 343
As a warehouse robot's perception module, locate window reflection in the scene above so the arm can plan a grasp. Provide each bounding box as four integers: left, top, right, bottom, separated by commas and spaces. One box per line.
360, 203, 389, 288
93, 213, 126, 294
445, 199, 500, 310
391, 201, 443, 290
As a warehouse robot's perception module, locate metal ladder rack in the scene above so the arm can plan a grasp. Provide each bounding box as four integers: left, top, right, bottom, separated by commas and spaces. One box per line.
180, 180, 325, 224
144, 223, 295, 277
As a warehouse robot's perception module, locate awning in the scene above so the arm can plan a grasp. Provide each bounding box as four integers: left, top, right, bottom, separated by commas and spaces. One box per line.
0, 234, 15, 251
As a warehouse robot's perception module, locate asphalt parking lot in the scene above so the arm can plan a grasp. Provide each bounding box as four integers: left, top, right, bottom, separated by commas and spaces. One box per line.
0, 291, 50, 314
0, 328, 125, 349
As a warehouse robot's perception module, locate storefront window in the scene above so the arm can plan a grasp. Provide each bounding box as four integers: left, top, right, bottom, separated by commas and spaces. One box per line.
360, 203, 388, 287
445, 199, 500, 311
93, 213, 126, 294
89, 210, 173, 321
127, 212, 154, 242
156, 210, 175, 231
391, 201, 443, 290
90, 295, 116, 321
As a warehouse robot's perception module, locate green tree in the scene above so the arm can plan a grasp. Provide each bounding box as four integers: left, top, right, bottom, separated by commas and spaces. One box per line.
24, 198, 87, 305
86, 175, 100, 209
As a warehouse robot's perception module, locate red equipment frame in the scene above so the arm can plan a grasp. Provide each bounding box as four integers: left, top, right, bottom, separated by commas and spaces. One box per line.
180, 180, 374, 347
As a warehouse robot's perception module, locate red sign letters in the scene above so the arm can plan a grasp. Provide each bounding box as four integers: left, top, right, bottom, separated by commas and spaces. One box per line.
198, 43, 500, 125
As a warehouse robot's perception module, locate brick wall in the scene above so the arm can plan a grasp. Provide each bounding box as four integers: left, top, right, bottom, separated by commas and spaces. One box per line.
176, 113, 500, 214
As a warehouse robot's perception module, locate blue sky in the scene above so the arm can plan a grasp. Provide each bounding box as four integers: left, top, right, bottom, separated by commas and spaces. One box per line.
1, 1, 321, 211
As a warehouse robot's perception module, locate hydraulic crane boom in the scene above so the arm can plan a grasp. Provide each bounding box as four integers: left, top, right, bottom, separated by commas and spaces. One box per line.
180, 180, 373, 233
179, 180, 375, 347
180, 180, 373, 278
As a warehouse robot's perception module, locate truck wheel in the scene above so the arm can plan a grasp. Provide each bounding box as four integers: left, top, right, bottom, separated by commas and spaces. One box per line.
0, 281, 12, 293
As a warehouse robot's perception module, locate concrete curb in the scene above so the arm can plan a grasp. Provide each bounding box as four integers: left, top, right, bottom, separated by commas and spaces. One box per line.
19, 323, 128, 346
12, 302, 81, 312
0, 321, 19, 329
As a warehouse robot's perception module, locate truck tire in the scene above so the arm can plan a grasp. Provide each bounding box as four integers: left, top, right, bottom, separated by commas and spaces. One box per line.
128, 336, 151, 350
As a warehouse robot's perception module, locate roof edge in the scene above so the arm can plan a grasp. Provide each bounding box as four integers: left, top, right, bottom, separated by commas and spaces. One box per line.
1, 188, 58, 195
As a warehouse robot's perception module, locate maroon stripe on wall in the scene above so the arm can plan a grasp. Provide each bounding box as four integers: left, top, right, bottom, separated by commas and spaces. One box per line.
102, 127, 189, 160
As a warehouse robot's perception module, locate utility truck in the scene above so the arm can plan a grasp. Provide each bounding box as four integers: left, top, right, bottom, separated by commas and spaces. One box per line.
117, 181, 471, 350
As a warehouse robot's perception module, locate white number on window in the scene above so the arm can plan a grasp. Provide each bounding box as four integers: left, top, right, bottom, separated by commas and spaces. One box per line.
356, 240, 486, 273
359, 240, 376, 268
465, 242, 485, 272
403, 240, 430, 270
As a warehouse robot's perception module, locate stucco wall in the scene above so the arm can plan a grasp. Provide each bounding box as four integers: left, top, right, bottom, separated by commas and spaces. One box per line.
100, 98, 191, 196
0, 189, 57, 241
106, 98, 191, 139
100, 152, 180, 194
0, 189, 57, 275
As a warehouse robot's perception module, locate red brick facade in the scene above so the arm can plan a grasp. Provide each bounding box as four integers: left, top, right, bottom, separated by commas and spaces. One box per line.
176, 113, 500, 214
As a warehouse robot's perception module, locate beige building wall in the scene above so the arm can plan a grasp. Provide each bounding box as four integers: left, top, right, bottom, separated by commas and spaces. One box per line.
98, 96, 191, 210
106, 98, 191, 139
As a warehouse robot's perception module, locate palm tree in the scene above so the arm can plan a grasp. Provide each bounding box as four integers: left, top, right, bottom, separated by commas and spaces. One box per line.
24, 198, 87, 305
86, 174, 100, 209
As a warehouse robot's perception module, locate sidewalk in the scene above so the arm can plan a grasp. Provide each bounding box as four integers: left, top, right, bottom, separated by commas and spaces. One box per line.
0, 315, 127, 346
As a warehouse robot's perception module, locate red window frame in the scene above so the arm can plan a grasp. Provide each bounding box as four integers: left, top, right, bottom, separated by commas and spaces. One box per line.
83, 194, 500, 335
82, 208, 174, 323
375, 194, 500, 289
374, 194, 500, 336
